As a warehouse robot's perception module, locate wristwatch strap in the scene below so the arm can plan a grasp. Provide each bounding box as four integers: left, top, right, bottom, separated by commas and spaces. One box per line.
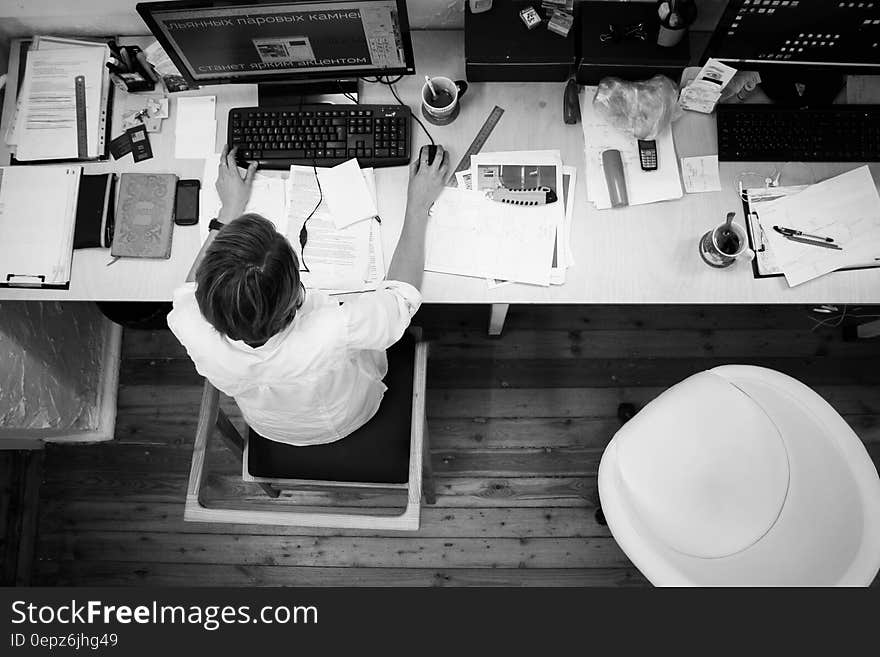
208, 218, 225, 232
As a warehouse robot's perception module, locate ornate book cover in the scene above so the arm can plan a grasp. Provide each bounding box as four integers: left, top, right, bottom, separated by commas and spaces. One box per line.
111, 173, 177, 258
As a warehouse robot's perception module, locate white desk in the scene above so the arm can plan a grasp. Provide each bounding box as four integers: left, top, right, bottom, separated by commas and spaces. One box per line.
2, 31, 879, 311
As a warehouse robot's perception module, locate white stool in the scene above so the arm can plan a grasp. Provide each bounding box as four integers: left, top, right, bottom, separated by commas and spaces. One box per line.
598, 365, 880, 586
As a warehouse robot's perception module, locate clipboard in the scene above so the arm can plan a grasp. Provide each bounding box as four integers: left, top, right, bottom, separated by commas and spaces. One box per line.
0, 165, 82, 290
742, 185, 880, 279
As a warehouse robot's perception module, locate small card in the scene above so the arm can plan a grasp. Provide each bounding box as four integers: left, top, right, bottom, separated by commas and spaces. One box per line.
680, 155, 722, 193
126, 125, 153, 163
109, 133, 133, 160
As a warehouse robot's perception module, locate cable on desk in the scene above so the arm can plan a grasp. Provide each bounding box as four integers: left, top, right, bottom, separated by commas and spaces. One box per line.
362, 75, 435, 146
298, 162, 323, 273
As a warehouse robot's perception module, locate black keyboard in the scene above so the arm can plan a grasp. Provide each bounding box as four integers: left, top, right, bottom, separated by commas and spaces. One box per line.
717, 104, 880, 162
227, 104, 411, 169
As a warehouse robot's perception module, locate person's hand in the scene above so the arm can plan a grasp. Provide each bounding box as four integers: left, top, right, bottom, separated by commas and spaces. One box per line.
406, 145, 450, 215
216, 144, 257, 222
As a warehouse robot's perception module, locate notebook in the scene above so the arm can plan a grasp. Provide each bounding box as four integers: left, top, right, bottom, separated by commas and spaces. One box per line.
111, 173, 177, 259
0, 165, 82, 288
73, 173, 115, 249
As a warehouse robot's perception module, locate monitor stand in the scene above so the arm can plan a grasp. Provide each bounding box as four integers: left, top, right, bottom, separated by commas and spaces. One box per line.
759, 70, 845, 107
257, 78, 358, 106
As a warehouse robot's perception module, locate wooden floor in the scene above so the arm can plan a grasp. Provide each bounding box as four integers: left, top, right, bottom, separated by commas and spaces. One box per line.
32, 304, 880, 586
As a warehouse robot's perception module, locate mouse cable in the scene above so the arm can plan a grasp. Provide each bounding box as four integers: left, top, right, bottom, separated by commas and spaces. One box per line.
361, 75, 435, 146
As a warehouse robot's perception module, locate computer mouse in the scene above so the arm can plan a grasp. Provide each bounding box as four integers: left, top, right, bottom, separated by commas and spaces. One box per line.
424, 144, 437, 165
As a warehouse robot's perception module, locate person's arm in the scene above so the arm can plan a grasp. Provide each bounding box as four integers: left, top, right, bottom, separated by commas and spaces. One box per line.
185, 145, 257, 282
386, 145, 450, 290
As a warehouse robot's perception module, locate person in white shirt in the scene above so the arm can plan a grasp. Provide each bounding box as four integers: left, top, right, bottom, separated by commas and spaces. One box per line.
168, 144, 450, 446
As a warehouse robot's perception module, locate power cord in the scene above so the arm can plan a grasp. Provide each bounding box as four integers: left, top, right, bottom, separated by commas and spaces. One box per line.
298, 162, 323, 273
362, 75, 435, 146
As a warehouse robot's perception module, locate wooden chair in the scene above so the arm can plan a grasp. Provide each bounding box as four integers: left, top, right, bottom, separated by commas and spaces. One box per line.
185, 332, 435, 531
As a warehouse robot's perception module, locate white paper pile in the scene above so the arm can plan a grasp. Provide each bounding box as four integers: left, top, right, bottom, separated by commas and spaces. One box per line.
580, 87, 683, 209
754, 166, 880, 287
286, 165, 383, 293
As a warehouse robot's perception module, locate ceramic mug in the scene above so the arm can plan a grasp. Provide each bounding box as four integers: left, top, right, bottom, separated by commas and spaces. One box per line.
421, 76, 468, 126
698, 214, 755, 268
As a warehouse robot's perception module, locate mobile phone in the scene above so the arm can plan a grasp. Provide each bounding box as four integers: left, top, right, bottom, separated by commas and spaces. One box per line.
637, 139, 658, 171
174, 179, 200, 226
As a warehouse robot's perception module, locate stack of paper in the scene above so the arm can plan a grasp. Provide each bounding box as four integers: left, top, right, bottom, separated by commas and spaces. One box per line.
466, 150, 573, 287
175, 96, 216, 159
0, 165, 82, 287
754, 166, 880, 287
286, 164, 384, 292
9, 37, 111, 162
580, 86, 683, 209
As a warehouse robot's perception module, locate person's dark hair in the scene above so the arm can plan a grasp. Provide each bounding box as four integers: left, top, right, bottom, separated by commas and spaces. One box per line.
195, 214, 302, 346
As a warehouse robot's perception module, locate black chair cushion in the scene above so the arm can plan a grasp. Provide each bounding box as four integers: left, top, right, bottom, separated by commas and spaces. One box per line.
246, 333, 416, 484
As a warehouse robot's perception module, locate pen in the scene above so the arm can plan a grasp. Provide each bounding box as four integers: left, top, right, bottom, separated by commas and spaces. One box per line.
773, 225, 834, 243
781, 233, 843, 250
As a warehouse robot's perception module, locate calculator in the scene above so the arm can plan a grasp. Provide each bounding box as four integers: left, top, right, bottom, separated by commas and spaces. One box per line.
637, 139, 658, 171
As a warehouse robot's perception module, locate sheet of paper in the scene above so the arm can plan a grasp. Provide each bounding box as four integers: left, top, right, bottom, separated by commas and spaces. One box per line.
286, 165, 376, 291
0, 165, 81, 285
580, 88, 683, 209
317, 158, 378, 228
174, 95, 216, 159
425, 188, 557, 287
455, 170, 472, 190
681, 155, 722, 193
362, 168, 385, 280
13, 46, 107, 160
757, 166, 880, 287
199, 153, 289, 242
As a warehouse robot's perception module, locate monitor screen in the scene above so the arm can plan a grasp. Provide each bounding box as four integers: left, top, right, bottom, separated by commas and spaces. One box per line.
137, 0, 415, 84
707, 0, 880, 71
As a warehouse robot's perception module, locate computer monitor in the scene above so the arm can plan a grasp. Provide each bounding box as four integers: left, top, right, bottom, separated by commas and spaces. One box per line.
705, 0, 880, 105
137, 0, 415, 102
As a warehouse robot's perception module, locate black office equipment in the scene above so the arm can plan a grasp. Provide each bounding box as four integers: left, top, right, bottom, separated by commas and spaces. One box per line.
174, 179, 200, 226
576, 1, 690, 84
424, 144, 437, 166
716, 105, 880, 162
706, 0, 880, 106
137, 1, 415, 105
227, 104, 411, 169
73, 173, 115, 249
563, 78, 580, 124
637, 139, 658, 171
465, 1, 576, 82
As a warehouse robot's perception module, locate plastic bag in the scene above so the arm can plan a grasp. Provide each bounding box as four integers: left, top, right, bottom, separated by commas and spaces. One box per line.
592, 75, 683, 140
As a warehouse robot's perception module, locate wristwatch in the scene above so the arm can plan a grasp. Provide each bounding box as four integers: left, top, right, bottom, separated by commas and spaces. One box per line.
208, 218, 225, 232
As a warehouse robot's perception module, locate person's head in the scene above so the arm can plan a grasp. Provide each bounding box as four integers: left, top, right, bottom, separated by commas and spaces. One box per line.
195, 214, 302, 346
